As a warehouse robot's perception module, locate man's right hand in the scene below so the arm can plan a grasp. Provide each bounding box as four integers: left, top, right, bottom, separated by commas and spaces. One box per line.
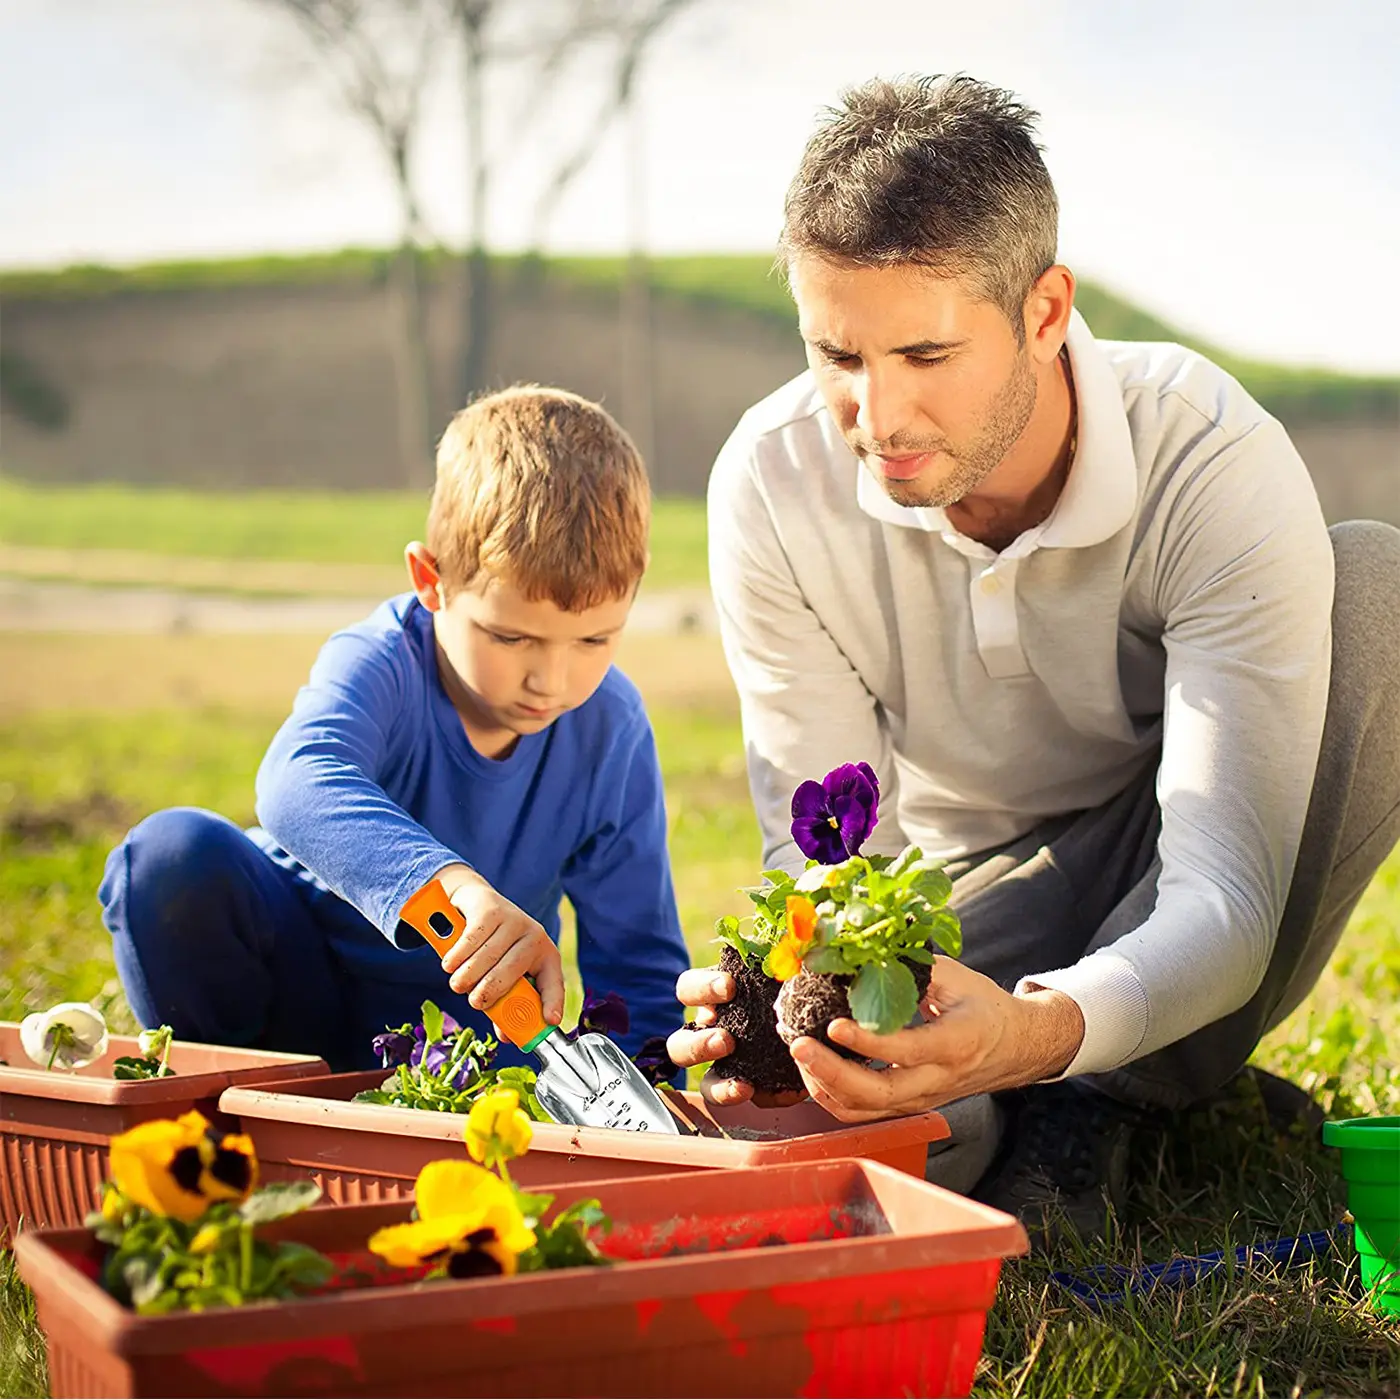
666, 966, 808, 1108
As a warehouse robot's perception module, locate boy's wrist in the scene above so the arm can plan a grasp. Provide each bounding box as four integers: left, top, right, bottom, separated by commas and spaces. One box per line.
430, 862, 479, 900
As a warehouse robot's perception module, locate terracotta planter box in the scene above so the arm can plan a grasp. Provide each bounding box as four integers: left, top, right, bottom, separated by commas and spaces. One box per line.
220, 1070, 951, 1199
15, 1157, 1028, 1398
0, 1024, 326, 1241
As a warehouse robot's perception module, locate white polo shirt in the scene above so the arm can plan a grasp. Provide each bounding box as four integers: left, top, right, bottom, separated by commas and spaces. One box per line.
707, 310, 1334, 1076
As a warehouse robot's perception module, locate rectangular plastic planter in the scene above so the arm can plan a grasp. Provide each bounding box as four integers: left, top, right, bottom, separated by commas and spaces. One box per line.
219, 1069, 951, 1199
15, 1157, 1028, 1398
0, 1024, 326, 1241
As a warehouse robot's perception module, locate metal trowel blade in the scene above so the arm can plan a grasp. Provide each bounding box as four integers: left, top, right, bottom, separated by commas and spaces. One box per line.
533, 1030, 680, 1134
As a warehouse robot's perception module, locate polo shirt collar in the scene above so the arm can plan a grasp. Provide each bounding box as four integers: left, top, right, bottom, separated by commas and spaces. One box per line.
854, 309, 1138, 549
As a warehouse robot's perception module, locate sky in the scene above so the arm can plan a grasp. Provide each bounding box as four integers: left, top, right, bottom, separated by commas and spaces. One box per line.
2, 0, 1398, 373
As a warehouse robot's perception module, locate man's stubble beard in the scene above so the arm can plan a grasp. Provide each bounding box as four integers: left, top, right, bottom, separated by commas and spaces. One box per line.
872, 349, 1039, 510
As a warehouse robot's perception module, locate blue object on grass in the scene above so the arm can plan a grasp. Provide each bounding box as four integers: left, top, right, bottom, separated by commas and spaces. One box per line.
1050, 1226, 1348, 1309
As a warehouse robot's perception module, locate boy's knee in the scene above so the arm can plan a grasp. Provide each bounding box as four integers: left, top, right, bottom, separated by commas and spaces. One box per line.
101, 807, 250, 934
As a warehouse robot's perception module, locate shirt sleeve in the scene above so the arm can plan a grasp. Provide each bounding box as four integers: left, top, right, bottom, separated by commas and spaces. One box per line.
561, 714, 690, 1058
708, 426, 904, 874
1020, 415, 1334, 1075
254, 626, 466, 940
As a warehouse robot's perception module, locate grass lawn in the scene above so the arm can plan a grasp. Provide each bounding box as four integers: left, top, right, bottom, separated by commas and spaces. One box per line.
0, 478, 710, 595
2, 629, 1398, 1397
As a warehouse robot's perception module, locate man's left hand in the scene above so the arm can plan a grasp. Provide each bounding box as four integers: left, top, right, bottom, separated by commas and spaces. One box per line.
784, 956, 1086, 1122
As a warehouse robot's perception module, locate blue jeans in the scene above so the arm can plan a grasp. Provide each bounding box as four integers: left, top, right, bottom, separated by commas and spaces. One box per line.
98, 807, 517, 1072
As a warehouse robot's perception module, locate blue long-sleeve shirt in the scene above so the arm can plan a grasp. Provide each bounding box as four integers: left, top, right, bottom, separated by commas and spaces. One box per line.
252, 594, 689, 1057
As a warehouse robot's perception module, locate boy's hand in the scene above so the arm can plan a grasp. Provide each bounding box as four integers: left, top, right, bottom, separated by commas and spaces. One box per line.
434, 865, 565, 1025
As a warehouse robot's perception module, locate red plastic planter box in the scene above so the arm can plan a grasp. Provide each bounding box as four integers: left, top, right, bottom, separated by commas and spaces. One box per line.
0, 1024, 325, 1241
220, 1069, 951, 1198
15, 1157, 1028, 1398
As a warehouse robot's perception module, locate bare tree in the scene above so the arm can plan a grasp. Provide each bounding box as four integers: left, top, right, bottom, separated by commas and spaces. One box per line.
258, 0, 448, 489
446, 0, 630, 404
450, 0, 492, 406
528, 0, 698, 479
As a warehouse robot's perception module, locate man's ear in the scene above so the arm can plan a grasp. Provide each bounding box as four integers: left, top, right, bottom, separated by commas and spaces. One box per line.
1023, 264, 1076, 366
405, 541, 443, 613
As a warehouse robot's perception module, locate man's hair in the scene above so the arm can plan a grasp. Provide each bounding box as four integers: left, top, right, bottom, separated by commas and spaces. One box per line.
778, 74, 1059, 333
428, 385, 649, 609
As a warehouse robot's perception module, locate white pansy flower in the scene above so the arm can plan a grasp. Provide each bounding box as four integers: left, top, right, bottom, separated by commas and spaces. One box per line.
19, 1002, 110, 1070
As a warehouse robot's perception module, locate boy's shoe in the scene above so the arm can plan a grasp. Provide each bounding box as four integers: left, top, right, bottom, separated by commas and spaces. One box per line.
970, 1079, 1145, 1247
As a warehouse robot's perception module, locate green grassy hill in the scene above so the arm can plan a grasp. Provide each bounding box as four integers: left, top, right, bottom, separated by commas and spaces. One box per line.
2, 251, 1395, 422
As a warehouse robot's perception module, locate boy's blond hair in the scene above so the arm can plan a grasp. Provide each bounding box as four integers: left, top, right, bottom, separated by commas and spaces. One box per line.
428, 385, 650, 609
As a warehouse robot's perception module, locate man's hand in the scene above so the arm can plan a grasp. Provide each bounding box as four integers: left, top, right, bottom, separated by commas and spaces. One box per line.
784, 956, 1085, 1123
665, 966, 807, 1108
433, 864, 565, 1024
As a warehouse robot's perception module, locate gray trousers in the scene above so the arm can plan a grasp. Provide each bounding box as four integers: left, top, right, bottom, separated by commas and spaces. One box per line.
946, 520, 1400, 1113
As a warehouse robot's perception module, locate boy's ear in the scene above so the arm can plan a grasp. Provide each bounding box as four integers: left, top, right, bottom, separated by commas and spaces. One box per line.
405, 542, 443, 613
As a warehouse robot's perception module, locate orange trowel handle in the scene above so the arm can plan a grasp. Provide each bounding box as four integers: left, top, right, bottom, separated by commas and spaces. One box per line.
398, 878, 554, 1051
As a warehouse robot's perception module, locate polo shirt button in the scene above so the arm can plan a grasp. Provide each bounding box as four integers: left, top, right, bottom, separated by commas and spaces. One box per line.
978, 575, 1004, 597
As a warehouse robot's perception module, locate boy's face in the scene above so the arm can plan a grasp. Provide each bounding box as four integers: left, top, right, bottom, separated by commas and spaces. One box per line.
425, 569, 633, 758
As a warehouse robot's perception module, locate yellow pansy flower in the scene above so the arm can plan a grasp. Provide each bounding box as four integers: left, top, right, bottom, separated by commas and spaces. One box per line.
368, 1159, 536, 1277
108, 1110, 258, 1221
464, 1088, 533, 1165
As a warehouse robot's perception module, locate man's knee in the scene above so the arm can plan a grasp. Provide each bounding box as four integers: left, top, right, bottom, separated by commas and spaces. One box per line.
100, 807, 252, 941
1330, 520, 1400, 681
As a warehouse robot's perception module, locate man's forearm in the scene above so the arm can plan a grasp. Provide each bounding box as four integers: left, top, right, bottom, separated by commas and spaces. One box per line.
1014, 987, 1086, 1083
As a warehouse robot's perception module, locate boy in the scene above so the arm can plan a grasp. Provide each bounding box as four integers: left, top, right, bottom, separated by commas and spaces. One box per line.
100, 386, 691, 1071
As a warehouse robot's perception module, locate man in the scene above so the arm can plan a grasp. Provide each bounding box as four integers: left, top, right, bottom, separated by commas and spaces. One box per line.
667, 74, 1400, 1238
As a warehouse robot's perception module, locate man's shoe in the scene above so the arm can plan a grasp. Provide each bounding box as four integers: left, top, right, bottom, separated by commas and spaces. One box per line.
1238, 1065, 1326, 1135
970, 1079, 1144, 1248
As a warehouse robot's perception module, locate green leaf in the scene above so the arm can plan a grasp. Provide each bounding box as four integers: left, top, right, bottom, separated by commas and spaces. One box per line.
848, 960, 919, 1036
794, 864, 834, 893
862, 870, 895, 902
121, 1255, 166, 1307
351, 1089, 396, 1105
930, 909, 963, 956
900, 946, 935, 965
841, 901, 876, 929
887, 845, 923, 877
760, 869, 794, 889
420, 1000, 445, 1044
714, 913, 740, 939
802, 944, 851, 975
513, 1190, 556, 1226
913, 866, 953, 907
238, 1180, 321, 1225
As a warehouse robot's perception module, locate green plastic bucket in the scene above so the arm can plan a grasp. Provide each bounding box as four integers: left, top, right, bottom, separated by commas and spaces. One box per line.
1323, 1116, 1400, 1315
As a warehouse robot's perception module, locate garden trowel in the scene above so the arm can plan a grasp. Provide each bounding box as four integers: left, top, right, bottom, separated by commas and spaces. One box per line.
400, 880, 680, 1135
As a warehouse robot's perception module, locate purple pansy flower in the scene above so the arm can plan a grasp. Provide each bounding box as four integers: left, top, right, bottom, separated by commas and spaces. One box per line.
412, 1013, 460, 1045
790, 762, 880, 863
631, 1035, 675, 1087
372, 1030, 415, 1069
576, 990, 630, 1041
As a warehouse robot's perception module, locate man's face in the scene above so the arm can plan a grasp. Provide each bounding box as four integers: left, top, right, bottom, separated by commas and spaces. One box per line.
791, 255, 1038, 508
432, 574, 631, 756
